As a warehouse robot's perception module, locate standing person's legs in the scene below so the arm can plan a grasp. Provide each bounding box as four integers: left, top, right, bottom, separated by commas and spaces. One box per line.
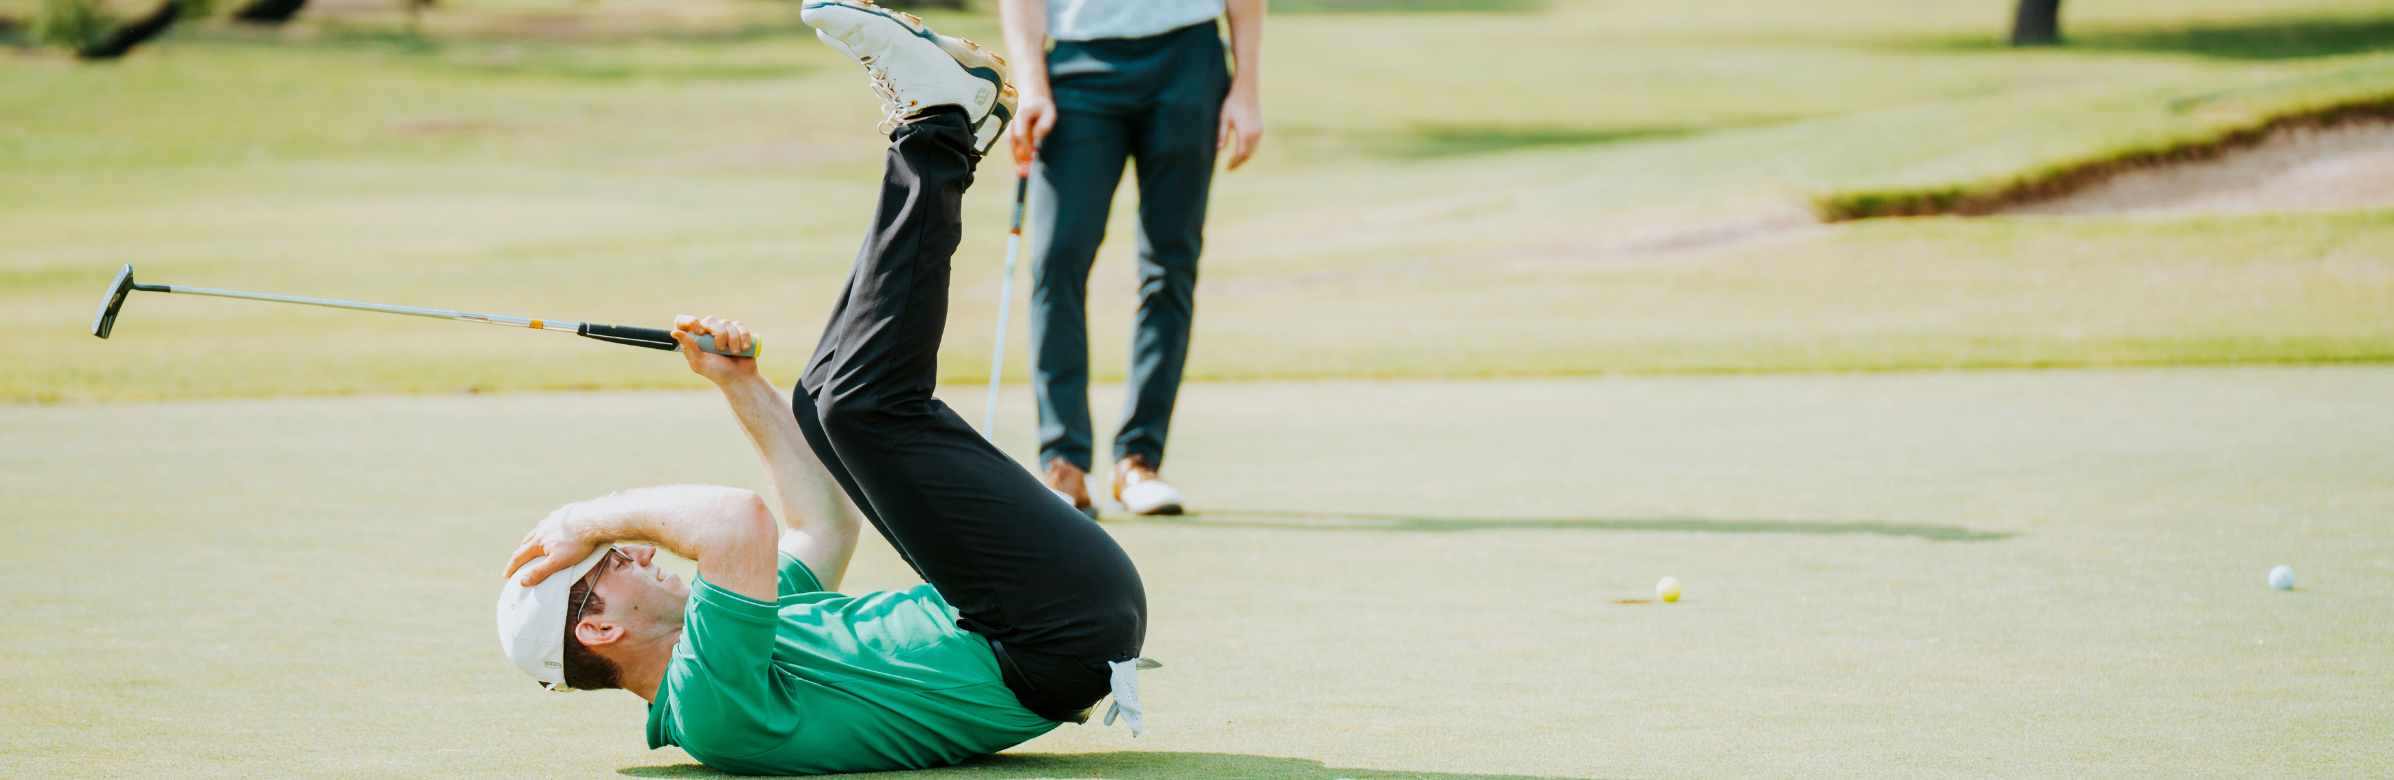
795, 109, 1146, 719
1027, 95, 1134, 478
1115, 24, 1228, 471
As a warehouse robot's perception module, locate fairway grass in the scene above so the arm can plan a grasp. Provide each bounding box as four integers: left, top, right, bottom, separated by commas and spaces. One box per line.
8, 0, 2394, 401
3, 369, 2388, 778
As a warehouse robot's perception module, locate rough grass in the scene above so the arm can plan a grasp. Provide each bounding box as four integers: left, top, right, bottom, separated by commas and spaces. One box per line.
7, 0, 2394, 401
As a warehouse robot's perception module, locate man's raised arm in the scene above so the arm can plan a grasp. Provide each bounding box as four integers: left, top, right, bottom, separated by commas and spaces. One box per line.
670, 315, 865, 591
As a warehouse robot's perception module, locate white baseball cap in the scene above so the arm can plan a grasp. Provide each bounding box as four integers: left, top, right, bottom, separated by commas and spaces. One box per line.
496, 546, 616, 691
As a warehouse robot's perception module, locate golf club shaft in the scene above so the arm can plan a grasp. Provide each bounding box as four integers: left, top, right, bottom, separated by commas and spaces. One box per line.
147, 284, 755, 357
153, 284, 575, 330
983, 166, 1030, 437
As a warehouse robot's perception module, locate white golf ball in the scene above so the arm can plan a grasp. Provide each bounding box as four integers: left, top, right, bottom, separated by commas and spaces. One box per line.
2268, 565, 2294, 590
1657, 576, 1682, 603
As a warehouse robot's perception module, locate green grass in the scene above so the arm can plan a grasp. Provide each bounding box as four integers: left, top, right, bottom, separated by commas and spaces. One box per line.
4, 369, 2389, 777
6, 0, 2394, 402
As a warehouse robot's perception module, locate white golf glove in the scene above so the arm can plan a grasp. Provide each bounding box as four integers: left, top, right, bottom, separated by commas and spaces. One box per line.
1100, 657, 1163, 736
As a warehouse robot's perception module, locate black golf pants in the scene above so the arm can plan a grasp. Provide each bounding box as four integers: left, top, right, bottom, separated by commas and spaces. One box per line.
791, 108, 1147, 722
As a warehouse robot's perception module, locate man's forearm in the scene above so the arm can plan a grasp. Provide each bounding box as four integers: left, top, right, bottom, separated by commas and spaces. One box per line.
1224, 0, 1262, 92
566, 485, 779, 600
997, 0, 1050, 95
713, 373, 861, 587
715, 374, 851, 532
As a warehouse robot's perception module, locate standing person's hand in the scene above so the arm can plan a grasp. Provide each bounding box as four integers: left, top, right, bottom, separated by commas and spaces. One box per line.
1218, 83, 1263, 170
1011, 88, 1057, 166
996, 0, 1054, 166
1225, 88, 1264, 171
1218, 0, 1265, 169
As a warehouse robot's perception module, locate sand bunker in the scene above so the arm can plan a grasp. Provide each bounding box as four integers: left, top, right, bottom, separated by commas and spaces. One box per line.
2001, 119, 2394, 216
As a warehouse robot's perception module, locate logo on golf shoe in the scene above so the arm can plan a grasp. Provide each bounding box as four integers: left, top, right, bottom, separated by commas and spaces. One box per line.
974, 84, 994, 110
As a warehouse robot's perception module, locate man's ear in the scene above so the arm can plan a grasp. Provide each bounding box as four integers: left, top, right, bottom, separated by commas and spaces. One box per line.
574, 619, 625, 648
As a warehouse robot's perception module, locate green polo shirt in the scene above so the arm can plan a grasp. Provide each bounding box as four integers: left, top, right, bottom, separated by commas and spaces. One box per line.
645, 553, 1057, 775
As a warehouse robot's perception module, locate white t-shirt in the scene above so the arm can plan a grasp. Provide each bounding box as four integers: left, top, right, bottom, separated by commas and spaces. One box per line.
1047, 0, 1223, 42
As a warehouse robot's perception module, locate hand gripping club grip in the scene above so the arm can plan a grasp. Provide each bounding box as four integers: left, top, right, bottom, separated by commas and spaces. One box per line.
577, 323, 760, 358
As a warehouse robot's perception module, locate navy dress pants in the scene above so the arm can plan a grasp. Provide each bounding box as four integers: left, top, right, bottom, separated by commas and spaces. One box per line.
1027, 21, 1229, 472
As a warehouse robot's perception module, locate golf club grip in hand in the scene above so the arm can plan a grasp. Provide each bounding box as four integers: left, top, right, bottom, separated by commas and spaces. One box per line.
577, 323, 759, 358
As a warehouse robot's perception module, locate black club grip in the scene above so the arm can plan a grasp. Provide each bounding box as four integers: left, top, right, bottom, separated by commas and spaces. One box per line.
577, 323, 759, 357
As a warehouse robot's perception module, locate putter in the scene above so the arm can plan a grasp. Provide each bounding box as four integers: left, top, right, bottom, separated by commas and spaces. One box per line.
982, 156, 1031, 437
89, 264, 759, 357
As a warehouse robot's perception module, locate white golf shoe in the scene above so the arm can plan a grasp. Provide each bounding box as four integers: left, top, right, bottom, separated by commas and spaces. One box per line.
1112, 456, 1184, 516
802, 0, 1017, 155
1119, 479, 1183, 517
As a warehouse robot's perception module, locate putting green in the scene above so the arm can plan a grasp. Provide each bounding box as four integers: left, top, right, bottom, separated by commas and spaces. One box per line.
3, 368, 2387, 778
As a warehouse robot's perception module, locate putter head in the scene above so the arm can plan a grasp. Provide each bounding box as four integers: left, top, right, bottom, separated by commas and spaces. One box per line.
92, 264, 137, 339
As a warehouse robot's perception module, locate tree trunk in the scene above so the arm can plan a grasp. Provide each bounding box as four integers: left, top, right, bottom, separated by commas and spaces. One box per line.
77, 0, 179, 59
231, 0, 307, 25
2010, 0, 2061, 46
402, 0, 432, 34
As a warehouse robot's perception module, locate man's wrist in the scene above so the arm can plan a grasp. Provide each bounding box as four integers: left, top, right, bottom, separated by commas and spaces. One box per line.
714, 370, 773, 398
560, 501, 593, 540
698, 362, 762, 389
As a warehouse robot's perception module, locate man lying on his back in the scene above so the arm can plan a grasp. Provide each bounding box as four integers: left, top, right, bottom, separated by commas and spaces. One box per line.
495, 2, 1152, 773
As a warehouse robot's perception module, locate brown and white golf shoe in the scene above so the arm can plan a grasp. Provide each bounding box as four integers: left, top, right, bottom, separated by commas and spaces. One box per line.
1112, 455, 1184, 517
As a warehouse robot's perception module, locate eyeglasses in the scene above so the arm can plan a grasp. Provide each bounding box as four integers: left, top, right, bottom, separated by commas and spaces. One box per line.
571, 547, 626, 631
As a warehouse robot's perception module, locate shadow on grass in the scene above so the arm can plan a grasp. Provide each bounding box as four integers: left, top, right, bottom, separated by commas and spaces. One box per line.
2070, 15, 2394, 60
1133, 510, 2011, 541
623, 751, 1611, 779
1917, 15, 2394, 60
1394, 124, 1698, 157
